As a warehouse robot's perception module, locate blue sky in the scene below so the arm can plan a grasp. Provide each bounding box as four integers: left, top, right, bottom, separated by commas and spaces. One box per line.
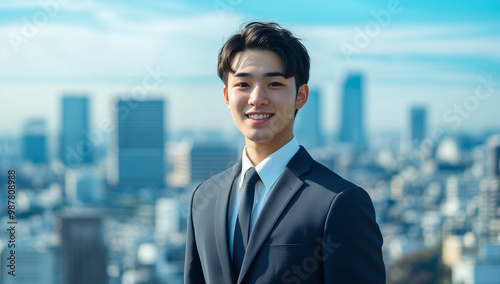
1, 0, 499, 137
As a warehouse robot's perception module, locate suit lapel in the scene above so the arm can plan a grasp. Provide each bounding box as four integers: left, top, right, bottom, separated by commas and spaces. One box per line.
238, 147, 313, 283
214, 161, 241, 284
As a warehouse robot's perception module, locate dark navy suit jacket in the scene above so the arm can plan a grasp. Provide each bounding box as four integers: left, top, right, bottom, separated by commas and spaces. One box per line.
185, 147, 385, 283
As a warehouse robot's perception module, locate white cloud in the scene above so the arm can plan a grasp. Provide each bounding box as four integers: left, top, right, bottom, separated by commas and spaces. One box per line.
296, 23, 500, 58
0, 10, 246, 79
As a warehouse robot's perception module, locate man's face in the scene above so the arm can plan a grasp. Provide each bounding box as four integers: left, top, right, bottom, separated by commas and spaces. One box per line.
224, 49, 308, 148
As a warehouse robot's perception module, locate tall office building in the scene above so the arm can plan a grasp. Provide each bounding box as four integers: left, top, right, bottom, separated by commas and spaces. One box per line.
487, 135, 500, 178
410, 106, 427, 147
60, 96, 91, 166
190, 143, 238, 184
118, 100, 165, 189
479, 136, 500, 240
61, 212, 106, 284
295, 88, 323, 149
167, 140, 191, 188
338, 74, 366, 148
156, 198, 180, 244
22, 119, 47, 164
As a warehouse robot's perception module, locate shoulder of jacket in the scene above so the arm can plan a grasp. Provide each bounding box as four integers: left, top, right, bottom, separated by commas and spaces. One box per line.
305, 160, 358, 193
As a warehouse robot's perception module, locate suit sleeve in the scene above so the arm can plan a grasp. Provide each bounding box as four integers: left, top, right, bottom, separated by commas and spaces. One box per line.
184, 185, 206, 284
323, 186, 385, 284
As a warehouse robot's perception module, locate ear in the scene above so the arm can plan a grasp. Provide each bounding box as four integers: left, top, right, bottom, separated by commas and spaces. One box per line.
223, 86, 230, 108
295, 84, 309, 110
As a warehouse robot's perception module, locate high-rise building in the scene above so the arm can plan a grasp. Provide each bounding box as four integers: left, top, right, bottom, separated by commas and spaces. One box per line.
410, 106, 427, 147
339, 73, 366, 148
156, 198, 180, 244
487, 135, 500, 178
167, 140, 192, 188
190, 143, 238, 184
118, 100, 165, 189
295, 88, 323, 149
478, 136, 500, 241
480, 136, 500, 240
61, 211, 106, 284
22, 119, 47, 164
60, 96, 91, 166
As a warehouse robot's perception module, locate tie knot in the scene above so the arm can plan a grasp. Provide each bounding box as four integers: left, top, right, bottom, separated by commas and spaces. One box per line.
243, 167, 260, 186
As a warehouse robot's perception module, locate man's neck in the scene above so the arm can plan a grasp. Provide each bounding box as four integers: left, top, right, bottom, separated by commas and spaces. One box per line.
245, 135, 293, 165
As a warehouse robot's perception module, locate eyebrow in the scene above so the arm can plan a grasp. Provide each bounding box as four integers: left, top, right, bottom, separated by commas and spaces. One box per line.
233, 71, 286, 78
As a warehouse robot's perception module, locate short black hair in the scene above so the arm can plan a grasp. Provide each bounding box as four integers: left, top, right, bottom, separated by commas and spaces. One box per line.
217, 22, 310, 91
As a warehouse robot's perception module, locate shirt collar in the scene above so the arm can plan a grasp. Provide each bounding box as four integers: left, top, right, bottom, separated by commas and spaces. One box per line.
240, 136, 300, 190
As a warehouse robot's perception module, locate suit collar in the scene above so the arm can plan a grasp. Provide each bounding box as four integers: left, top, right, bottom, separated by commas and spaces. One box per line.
240, 136, 300, 190
286, 146, 313, 177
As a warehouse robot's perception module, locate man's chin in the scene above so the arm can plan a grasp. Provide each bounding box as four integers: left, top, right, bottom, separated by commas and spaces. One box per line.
243, 130, 275, 144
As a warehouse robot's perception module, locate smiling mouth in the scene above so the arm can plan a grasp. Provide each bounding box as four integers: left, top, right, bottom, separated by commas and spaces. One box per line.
247, 114, 273, 120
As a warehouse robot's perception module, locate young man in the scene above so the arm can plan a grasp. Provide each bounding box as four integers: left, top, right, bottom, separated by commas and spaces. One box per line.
185, 22, 385, 284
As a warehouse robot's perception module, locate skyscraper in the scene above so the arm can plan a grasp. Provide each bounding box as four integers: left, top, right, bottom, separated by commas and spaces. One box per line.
118, 99, 165, 189
479, 135, 500, 240
339, 73, 366, 148
22, 119, 47, 164
410, 106, 427, 147
60, 96, 91, 166
61, 212, 106, 284
487, 135, 500, 178
295, 88, 323, 149
190, 143, 238, 184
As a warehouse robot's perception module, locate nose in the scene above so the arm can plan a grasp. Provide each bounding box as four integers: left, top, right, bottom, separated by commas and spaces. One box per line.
248, 85, 268, 106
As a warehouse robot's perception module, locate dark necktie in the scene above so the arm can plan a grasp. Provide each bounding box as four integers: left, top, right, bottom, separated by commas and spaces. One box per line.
233, 167, 260, 280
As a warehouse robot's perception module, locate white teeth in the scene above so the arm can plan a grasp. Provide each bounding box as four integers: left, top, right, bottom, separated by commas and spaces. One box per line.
248, 114, 271, 120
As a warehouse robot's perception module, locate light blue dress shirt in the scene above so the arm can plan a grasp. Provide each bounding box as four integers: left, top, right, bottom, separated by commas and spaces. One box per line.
228, 137, 300, 258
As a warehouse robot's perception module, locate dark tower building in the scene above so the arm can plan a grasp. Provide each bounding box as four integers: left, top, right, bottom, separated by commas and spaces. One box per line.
61, 212, 106, 284
410, 105, 427, 147
22, 119, 47, 164
60, 96, 91, 166
339, 74, 366, 148
118, 99, 165, 189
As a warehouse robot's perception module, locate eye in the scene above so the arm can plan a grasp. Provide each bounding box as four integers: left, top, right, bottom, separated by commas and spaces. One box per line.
236, 82, 249, 87
268, 82, 283, 87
